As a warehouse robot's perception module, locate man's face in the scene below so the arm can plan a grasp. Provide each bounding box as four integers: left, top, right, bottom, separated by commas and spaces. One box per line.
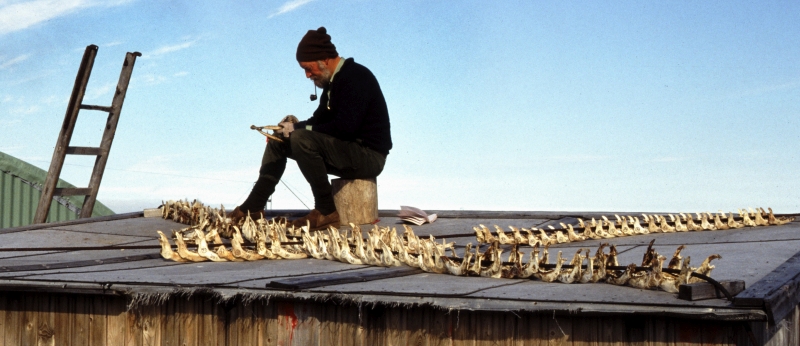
299, 60, 332, 88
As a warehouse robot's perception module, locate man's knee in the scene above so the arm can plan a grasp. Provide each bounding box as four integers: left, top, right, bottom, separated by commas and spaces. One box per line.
289, 129, 319, 152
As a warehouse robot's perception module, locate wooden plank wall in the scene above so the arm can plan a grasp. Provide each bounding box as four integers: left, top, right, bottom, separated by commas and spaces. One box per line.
0, 291, 787, 346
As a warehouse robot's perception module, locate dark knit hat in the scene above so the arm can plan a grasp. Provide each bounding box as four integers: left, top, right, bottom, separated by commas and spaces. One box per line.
296, 27, 338, 62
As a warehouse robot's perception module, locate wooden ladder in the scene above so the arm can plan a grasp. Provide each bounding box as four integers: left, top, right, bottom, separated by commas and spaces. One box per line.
33, 45, 141, 224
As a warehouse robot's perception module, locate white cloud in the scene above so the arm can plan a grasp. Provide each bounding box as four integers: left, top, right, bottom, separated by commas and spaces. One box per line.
0, 54, 30, 69
268, 0, 314, 18
133, 73, 167, 86
0, 118, 22, 126
83, 81, 115, 100
2, 95, 17, 103
9, 105, 40, 115
173, 71, 188, 77
145, 40, 197, 58
0, 0, 133, 36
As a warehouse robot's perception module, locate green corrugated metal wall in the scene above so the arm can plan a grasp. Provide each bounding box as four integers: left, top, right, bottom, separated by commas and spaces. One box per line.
0, 151, 115, 228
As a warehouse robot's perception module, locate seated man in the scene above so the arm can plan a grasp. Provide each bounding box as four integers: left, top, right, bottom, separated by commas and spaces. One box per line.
229, 27, 392, 230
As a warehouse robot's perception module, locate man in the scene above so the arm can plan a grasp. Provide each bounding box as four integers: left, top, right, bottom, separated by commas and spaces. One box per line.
229, 27, 392, 230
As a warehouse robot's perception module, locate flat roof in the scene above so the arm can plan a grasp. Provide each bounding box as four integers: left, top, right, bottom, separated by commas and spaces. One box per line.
0, 210, 797, 323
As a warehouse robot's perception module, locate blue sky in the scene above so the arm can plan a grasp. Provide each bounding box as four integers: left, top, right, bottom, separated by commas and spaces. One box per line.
1, 0, 798, 214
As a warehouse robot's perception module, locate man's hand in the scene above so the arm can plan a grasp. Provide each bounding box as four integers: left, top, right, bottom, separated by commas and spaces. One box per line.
279, 121, 295, 138
281, 115, 299, 124
271, 115, 299, 138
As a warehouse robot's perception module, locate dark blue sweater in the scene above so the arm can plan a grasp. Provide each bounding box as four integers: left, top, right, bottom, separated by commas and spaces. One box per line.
296, 58, 392, 155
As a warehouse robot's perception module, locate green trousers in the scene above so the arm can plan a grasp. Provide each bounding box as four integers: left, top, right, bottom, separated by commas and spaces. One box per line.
239, 129, 387, 214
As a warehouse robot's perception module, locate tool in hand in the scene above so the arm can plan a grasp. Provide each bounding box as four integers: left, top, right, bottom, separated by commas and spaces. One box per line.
250, 125, 285, 143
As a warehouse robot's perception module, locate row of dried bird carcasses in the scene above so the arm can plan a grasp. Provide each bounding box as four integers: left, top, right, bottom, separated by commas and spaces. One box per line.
156, 213, 721, 294
476, 207, 795, 247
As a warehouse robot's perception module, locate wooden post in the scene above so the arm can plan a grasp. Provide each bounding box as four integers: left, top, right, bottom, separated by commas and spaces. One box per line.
331, 178, 378, 226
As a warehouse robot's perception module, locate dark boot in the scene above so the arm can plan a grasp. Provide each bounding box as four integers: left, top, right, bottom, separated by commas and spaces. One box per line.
291, 209, 340, 230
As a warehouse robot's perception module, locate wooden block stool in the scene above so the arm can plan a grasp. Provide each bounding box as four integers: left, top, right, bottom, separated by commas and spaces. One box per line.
331, 178, 378, 226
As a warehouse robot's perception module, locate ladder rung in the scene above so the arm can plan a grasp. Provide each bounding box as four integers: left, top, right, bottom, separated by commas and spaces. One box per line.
80, 104, 113, 112
53, 188, 92, 196
66, 146, 105, 156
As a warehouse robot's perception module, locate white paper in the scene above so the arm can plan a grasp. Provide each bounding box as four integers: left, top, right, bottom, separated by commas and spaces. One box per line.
398, 206, 437, 225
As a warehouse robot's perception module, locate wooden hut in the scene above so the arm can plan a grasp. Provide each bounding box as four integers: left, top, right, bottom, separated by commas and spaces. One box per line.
0, 210, 797, 345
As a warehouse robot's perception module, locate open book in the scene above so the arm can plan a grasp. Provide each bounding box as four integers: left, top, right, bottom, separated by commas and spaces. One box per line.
398, 206, 437, 226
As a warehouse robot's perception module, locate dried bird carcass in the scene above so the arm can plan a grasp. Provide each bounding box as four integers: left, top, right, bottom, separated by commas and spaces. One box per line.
667, 245, 685, 270
617, 215, 634, 236
444, 243, 473, 276
501, 245, 523, 279
479, 243, 503, 278
157, 230, 188, 262
537, 251, 563, 283
657, 256, 691, 293
714, 212, 730, 230
379, 240, 403, 267
640, 240, 657, 268
740, 209, 756, 227
674, 214, 688, 232
419, 241, 445, 273
467, 244, 483, 276
659, 215, 676, 233
303, 229, 323, 260
518, 244, 541, 279
557, 249, 584, 284
578, 249, 593, 283
538, 228, 556, 245
768, 208, 795, 225
231, 227, 265, 261
685, 213, 702, 231
480, 224, 498, 244
754, 208, 769, 226
523, 228, 540, 248
579, 219, 602, 240
632, 217, 648, 234
593, 218, 615, 239
590, 244, 608, 283
494, 225, 515, 245
606, 244, 620, 269
627, 266, 652, 289
194, 229, 229, 262
603, 216, 624, 237
396, 239, 418, 268
315, 232, 335, 261
698, 213, 715, 230
727, 212, 744, 229
255, 230, 279, 260
214, 244, 241, 261
363, 236, 382, 266
511, 226, 528, 244
240, 213, 259, 242
604, 244, 625, 282
606, 263, 635, 286
172, 229, 207, 262
648, 255, 668, 289
403, 224, 422, 253
553, 229, 570, 244
270, 229, 308, 259
688, 254, 721, 283
644, 214, 660, 234
338, 230, 363, 265
566, 224, 586, 242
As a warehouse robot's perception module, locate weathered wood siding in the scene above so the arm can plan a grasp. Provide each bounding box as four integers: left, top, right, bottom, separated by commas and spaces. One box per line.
0, 291, 791, 346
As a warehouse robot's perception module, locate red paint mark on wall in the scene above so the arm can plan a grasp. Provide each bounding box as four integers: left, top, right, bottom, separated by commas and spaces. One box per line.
278, 302, 298, 344
448, 320, 453, 338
